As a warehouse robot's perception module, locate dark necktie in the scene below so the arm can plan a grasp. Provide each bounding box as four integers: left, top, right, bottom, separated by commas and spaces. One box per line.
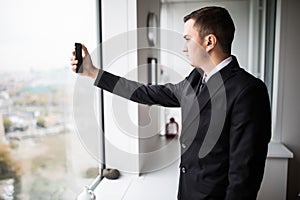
196, 75, 206, 95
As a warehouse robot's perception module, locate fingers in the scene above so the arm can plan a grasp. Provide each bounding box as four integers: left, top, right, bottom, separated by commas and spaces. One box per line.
70, 53, 78, 72
70, 59, 78, 65
70, 49, 76, 62
71, 65, 77, 72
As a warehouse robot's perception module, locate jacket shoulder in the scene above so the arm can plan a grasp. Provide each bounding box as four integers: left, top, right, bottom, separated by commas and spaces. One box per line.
231, 68, 266, 90
224, 68, 269, 101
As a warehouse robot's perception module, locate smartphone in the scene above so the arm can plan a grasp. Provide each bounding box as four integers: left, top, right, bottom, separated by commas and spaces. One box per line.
75, 43, 83, 73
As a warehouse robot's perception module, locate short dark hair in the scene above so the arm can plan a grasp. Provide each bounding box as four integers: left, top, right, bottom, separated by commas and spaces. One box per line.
184, 6, 235, 54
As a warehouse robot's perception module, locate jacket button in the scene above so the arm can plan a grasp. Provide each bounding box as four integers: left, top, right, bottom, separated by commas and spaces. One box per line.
181, 167, 186, 174
181, 143, 186, 149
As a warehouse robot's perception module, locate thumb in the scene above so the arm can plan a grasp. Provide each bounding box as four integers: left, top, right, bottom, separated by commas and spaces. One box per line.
82, 44, 89, 57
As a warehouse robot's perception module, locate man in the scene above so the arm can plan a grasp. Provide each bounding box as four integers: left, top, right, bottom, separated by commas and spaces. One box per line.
71, 6, 271, 200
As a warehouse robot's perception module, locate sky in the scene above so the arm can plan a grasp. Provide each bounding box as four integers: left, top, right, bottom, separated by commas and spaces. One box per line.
0, 0, 98, 72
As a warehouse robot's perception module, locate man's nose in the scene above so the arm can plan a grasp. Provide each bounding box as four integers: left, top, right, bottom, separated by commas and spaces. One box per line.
182, 44, 187, 52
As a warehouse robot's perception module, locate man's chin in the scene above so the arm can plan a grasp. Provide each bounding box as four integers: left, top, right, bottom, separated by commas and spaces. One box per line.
190, 64, 200, 68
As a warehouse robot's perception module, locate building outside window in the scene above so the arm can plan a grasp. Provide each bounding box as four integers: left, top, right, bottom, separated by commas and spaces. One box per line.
0, 0, 99, 199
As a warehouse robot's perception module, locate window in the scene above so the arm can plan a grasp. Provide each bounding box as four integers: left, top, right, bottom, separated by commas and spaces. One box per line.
0, 0, 99, 199
264, 0, 277, 103
249, 0, 277, 102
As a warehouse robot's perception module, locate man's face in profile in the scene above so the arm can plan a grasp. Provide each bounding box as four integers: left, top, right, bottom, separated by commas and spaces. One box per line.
182, 19, 212, 69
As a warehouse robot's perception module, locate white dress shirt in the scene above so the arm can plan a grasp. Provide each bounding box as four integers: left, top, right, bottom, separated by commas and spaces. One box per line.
204, 56, 233, 82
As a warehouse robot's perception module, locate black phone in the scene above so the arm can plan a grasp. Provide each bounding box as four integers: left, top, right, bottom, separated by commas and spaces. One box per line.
75, 43, 83, 73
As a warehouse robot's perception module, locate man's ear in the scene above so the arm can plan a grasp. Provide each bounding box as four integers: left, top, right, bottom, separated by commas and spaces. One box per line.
205, 34, 217, 52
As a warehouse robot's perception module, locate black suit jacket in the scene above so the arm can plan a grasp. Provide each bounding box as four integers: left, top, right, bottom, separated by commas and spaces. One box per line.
94, 56, 271, 200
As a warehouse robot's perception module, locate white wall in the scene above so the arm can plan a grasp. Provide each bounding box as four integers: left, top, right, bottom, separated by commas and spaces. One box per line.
101, 0, 140, 173
277, 0, 300, 198
101, 0, 163, 174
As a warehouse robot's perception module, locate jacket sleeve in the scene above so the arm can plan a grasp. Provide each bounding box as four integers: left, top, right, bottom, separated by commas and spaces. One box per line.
94, 70, 186, 107
225, 80, 271, 200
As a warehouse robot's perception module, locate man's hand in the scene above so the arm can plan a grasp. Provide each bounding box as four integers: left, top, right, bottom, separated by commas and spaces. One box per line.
70, 44, 99, 79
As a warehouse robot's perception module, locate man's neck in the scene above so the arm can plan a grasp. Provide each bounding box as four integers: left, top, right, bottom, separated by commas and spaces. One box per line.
202, 52, 230, 75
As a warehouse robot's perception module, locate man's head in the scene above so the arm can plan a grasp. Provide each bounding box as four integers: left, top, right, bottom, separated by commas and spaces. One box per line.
183, 6, 235, 69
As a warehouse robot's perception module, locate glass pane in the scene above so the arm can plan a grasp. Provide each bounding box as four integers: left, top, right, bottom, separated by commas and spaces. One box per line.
264, 0, 277, 102
0, 0, 99, 199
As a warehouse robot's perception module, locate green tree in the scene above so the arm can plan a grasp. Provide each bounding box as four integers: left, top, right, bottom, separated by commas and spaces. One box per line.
36, 117, 46, 128
3, 116, 12, 133
0, 143, 21, 199
0, 143, 20, 179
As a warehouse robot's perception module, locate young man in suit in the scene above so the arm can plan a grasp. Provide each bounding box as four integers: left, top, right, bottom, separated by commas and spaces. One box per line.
71, 6, 271, 200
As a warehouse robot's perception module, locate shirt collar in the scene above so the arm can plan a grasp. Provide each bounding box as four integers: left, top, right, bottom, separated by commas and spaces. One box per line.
204, 56, 232, 82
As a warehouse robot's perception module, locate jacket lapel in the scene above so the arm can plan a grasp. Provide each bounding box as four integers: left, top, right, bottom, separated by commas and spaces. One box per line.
199, 56, 239, 112
182, 56, 240, 130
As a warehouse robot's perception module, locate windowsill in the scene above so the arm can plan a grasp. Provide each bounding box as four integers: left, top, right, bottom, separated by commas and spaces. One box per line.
91, 142, 293, 199
93, 160, 180, 199
267, 141, 293, 159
